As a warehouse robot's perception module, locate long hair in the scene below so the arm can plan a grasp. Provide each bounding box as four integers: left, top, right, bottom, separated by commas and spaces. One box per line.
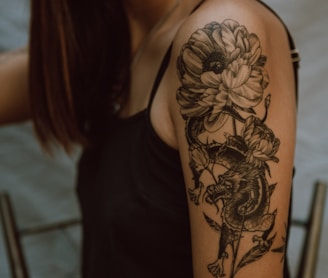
29, 0, 131, 152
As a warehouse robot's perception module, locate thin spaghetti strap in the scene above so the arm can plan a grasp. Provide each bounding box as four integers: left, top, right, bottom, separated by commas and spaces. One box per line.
191, 0, 205, 14
147, 44, 173, 111
147, 0, 205, 111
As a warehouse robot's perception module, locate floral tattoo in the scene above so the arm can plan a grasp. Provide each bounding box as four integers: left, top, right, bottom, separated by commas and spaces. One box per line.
177, 20, 284, 277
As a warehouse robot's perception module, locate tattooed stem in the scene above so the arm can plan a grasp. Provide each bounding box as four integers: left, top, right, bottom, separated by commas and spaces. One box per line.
232, 215, 246, 277
232, 116, 237, 136
207, 164, 218, 184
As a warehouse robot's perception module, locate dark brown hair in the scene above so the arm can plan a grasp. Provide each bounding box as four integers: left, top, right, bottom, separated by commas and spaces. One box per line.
29, 0, 131, 152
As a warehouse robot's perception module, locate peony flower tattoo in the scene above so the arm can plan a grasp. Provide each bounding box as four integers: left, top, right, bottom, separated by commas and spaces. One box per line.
177, 19, 269, 132
177, 20, 283, 278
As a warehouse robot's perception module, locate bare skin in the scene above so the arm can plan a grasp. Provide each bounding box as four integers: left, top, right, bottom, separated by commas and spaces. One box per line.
0, 48, 30, 124
120, 0, 202, 119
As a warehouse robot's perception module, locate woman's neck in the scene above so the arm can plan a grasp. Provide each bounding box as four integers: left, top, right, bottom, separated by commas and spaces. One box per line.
124, 0, 202, 57
118, 0, 203, 118
124, 0, 180, 57
124, 0, 179, 31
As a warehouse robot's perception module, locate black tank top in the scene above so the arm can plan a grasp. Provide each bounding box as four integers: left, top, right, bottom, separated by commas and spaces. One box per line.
76, 2, 300, 277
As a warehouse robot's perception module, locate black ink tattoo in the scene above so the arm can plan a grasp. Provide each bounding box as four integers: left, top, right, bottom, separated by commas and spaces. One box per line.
272, 223, 288, 263
177, 20, 281, 277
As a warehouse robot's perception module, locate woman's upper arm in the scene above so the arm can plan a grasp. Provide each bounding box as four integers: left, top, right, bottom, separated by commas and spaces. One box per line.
170, 1, 296, 277
0, 48, 30, 125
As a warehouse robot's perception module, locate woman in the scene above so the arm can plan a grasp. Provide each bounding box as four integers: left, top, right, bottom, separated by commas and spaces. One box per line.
0, 0, 299, 277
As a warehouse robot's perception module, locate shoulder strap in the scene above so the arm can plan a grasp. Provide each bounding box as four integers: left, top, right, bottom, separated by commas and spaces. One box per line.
147, 44, 173, 110
147, 0, 206, 110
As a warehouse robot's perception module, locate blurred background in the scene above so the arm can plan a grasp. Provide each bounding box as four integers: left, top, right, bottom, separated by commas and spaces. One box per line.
0, 0, 327, 277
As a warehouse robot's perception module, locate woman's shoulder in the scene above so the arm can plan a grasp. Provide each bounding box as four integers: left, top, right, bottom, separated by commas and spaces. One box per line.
173, 0, 288, 50
168, 0, 296, 143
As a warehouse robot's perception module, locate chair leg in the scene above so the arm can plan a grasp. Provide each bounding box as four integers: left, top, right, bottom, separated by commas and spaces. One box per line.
19, 218, 81, 236
0, 192, 29, 278
296, 181, 327, 278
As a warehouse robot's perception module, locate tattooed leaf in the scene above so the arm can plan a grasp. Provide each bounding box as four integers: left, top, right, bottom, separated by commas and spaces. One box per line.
203, 213, 221, 232
272, 245, 285, 253
236, 238, 274, 273
264, 162, 271, 177
272, 244, 286, 263
272, 224, 287, 262
268, 183, 277, 197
